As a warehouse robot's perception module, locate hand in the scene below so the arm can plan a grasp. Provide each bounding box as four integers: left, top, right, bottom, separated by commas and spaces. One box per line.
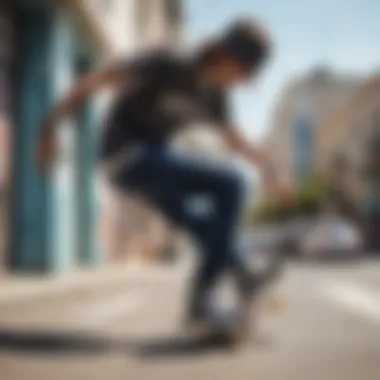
36, 130, 57, 174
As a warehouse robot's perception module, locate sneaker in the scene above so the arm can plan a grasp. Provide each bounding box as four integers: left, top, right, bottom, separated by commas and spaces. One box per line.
234, 252, 283, 300
186, 303, 248, 339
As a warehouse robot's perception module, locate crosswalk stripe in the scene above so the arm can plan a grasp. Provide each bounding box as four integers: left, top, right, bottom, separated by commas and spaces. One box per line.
320, 282, 380, 324
68, 292, 144, 328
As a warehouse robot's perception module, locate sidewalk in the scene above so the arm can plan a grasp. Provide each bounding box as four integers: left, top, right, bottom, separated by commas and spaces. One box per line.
0, 260, 151, 306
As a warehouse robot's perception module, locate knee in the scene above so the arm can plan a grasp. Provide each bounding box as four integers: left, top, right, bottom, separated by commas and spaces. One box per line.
219, 170, 245, 203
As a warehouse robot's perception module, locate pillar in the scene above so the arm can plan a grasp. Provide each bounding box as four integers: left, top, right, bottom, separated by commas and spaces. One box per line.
11, 7, 77, 273
75, 58, 101, 267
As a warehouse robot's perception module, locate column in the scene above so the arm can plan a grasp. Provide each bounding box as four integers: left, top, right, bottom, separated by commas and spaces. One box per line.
75, 58, 101, 267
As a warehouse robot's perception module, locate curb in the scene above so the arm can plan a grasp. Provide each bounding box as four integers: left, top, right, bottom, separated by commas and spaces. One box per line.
0, 261, 149, 307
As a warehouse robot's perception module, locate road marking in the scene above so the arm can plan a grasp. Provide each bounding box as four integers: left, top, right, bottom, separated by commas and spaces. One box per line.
69, 292, 144, 328
0, 264, 185, 307
321, 282, 380, 324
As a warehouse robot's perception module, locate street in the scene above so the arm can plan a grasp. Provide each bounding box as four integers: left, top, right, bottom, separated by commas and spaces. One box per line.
1, 259, 380, 380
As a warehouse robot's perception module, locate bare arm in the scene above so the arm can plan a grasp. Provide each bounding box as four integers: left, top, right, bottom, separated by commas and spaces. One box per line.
40, 62, 126, 138
222, 125, 280, 198
37, 62, 127, 171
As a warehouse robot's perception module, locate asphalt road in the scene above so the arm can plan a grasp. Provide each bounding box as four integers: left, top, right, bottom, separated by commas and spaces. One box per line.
1, 258, 380, 380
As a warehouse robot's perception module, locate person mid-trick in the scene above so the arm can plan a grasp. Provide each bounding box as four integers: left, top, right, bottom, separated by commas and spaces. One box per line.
38, 19, 289, 331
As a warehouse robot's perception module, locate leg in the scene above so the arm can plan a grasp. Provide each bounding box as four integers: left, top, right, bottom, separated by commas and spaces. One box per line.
112, 147, 247, 318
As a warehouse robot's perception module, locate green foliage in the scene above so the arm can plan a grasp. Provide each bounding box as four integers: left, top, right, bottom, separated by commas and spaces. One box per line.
297, 175, 327, 215
248, 175, 328, 226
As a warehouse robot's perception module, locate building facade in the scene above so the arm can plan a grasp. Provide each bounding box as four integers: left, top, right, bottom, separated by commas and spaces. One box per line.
0, 0, 183, 273
0, 0, 104, 273
261, 67, 359, 200
317, 75, 380, 216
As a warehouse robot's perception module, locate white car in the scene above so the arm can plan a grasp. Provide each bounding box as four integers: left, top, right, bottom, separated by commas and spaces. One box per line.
302, 219, 362, 258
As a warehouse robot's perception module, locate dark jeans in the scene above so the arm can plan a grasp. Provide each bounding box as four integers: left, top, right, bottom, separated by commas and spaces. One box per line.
110, 146, 247, 305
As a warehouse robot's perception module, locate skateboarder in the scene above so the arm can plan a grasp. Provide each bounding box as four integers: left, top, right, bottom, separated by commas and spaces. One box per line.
37, 19, 288, 330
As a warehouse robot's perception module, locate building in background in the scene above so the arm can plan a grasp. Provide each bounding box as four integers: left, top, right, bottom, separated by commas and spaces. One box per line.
0, 0, 114, 274
0, 0, 183, 274
261, 67, 359, 201
72, 0, 183, 56
317, 75, 380, 230
136, 0, 183, 49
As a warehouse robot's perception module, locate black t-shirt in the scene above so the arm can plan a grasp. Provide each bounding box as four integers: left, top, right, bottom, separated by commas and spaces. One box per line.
100, 50, 230, 159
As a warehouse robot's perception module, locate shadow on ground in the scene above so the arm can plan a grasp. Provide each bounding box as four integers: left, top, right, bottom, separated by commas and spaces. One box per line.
0, 327, 274, 360
136, 333, 274, 359
0, 329, 113, 356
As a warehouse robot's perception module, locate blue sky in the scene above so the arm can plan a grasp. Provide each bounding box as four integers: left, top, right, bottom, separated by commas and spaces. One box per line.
185, 0, 380, 140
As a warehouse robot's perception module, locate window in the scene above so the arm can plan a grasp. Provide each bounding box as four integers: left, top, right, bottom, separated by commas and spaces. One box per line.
294, 117, 314, 181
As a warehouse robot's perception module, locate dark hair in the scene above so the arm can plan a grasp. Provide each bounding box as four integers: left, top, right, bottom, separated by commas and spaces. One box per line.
197, 40, 228, 66
198, 19, 272, 73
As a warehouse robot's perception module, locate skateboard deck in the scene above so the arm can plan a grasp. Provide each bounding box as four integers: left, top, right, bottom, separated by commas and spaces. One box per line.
191, 326, 249, 348
186, 294, 288, 349
186, 311, 251, 349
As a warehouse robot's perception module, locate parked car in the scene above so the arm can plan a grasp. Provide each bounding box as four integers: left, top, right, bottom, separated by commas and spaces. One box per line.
242, 226, 283, 252
277, 218, 315, 255
240, 226, 285, 280
301, 218, 362, 259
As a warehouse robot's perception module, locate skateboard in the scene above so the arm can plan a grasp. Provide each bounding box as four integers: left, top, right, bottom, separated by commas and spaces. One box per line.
187, 290, 287, 349
192, 327, 248, 348
189, 296, 287, 348
186, 248, 287, 349
186, 304, 254, 349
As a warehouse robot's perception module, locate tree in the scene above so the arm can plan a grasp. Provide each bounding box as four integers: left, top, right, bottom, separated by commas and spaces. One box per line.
296, 175, 327, 216
248, 175, 327, 226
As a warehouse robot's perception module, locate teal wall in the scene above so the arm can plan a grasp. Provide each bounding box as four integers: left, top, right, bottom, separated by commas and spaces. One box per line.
11, 5, 100, 273
75, 59, 101, 267
12, 8, 53, 271
48, 11, 77, 273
